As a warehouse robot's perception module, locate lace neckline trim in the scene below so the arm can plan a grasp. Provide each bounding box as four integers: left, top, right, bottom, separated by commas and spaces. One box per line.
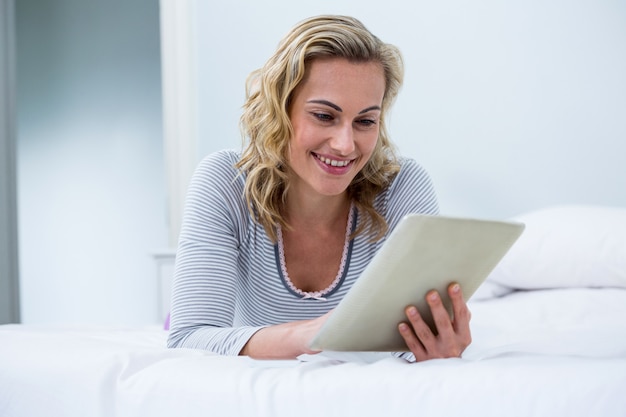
276, 203, 355, 301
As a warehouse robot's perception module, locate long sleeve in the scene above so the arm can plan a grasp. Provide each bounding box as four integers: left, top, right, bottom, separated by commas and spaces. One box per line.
167, 151, 263, 355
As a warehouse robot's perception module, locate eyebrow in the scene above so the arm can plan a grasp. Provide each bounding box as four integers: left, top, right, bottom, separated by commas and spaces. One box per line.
307, 100, 381, 114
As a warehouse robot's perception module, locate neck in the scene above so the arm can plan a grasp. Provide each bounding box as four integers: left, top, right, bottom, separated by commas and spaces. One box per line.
285, 192, 351, 230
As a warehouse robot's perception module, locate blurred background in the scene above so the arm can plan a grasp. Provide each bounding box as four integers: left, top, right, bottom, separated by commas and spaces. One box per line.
1, 0, 624, 326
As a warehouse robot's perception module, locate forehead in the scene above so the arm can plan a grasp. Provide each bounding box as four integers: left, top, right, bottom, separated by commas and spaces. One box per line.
294, 58, 386, 106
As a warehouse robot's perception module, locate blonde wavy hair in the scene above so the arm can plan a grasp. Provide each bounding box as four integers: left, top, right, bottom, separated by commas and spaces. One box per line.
236, 15, 404, 242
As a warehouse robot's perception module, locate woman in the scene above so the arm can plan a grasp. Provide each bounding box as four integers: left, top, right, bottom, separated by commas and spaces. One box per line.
167, 15, 472, 361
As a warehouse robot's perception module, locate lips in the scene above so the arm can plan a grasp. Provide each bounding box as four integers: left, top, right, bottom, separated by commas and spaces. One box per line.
313, 152, 353, 168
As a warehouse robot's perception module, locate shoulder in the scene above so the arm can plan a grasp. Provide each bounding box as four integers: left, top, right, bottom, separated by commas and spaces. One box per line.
389, 157, 436, 192
191, 150, 244, 190
397, 156, 431, 180
195, 149, 241, 178
182, 149, 251, 241
185, 149, 247, 214
374, 156, 439, 221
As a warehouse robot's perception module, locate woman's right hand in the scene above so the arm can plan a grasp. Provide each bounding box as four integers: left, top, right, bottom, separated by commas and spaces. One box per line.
295, 310, 334, 355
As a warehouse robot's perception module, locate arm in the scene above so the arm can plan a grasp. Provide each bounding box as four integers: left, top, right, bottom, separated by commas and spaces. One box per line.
167, 151, 262, 355
167, 151, 332, 358
239, 311, 331, 359
385, 159, 472, 361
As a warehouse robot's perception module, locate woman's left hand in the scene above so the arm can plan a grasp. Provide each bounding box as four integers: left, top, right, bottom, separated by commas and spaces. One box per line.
398, 282, 472, 362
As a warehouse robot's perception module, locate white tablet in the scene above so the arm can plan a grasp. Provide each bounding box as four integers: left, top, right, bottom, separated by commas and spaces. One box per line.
309, 214, 525, 352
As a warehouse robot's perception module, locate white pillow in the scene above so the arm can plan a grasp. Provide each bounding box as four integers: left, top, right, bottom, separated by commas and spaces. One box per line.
471, 280, 515, 301
487, 205, 626, 290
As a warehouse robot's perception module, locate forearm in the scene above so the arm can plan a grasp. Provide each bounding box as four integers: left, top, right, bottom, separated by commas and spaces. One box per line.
239, 318, 322, 359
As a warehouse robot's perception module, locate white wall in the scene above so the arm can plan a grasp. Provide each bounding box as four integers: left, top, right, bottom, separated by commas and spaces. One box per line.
15, 0, 625, 326
16, 0, 167, 325
183, 0, 626, 222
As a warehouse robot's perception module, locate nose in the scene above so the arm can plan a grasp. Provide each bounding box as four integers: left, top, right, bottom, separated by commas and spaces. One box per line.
329, 123, 356, 156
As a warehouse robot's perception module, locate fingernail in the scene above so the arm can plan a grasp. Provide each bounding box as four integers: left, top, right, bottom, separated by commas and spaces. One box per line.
408, 307, 418, 317
451, 284, 460, 293
428, 292, 439, 302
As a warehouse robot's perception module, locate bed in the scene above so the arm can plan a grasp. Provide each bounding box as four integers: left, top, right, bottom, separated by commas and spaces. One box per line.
1, 205, 625, 417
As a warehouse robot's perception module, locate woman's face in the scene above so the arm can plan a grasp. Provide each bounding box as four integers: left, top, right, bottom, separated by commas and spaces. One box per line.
287, 58, 385, 201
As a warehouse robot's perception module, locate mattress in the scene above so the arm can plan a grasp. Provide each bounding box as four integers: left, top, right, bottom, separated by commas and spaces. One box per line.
2, 205, 625, 417
1, 287, 625, 417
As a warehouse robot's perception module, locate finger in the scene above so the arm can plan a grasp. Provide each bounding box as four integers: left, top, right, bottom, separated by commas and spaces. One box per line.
448, 283, 472, 346
404, 305, 437, 351
426, 290, 454, 338
398, 322, 427, 361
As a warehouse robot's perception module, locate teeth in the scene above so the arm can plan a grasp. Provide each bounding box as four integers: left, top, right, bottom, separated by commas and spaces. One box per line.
317, 154, 350, 167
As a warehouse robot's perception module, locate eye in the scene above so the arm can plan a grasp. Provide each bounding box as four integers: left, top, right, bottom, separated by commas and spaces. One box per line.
356, 118, 377, 128
311, 112, 334, 122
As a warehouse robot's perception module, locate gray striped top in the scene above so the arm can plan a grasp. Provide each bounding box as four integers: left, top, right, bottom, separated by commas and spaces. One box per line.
167, 150, 439, 356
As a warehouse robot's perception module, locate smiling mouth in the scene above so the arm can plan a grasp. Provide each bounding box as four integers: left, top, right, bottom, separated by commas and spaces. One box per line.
313, 153, 353, 168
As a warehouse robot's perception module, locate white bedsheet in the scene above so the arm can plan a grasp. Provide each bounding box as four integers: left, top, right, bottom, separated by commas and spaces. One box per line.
1, 288, 626, 417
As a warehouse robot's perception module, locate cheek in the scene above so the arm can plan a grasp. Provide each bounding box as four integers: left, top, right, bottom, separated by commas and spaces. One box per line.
361, 133, 380, 158
291, 125, 321, 159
